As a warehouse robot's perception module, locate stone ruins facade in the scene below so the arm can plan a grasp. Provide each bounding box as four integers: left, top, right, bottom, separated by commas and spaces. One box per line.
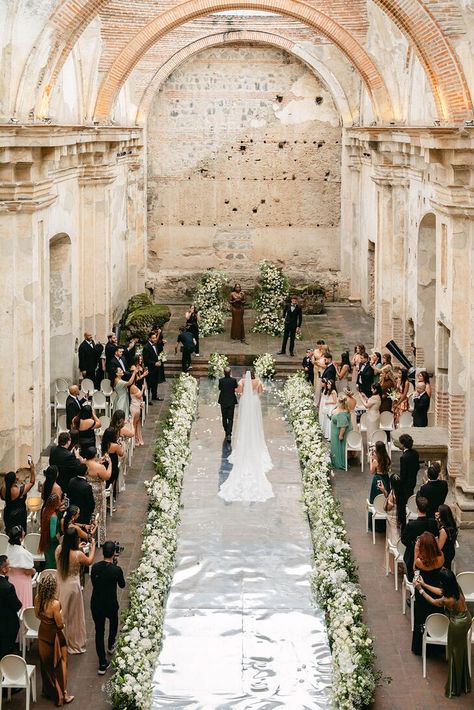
1, 1, 474, 522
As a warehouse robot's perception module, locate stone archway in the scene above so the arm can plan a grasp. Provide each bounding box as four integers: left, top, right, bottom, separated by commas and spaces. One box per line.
49, 233, 74, 389
416, 213, 436, 372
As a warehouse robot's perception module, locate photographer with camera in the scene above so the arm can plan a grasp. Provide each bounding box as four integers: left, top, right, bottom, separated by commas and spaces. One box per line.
90, 540, 125, 675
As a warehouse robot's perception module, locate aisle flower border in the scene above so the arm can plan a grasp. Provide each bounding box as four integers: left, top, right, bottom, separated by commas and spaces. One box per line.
253, 352, 276, 379
282, 373, 379, 709
111, 373, 198, 710
194, 269, 227, 337
253, 259, 289, 336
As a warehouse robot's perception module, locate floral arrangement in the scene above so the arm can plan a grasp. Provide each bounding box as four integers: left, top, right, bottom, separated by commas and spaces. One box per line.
282, 373, 379, 709
111, 374, 198, 710
253, 353, 276, 380
158, 351, 167, 364
208, 352, 229, 379
253, 260, 289, 335
194, 270, 227, 337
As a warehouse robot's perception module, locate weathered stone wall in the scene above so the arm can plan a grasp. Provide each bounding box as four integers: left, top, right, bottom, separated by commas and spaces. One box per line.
147, 44, 343, 299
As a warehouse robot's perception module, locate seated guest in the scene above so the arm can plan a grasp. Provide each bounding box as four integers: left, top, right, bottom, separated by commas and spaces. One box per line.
0, 554, 22, 657
50, 432, 87, 494
398, 433, 419, 499
65, 385, 84, 430
39, 494, 63, 570
41, 465, 62, 509
71, 405, 101, 456
413, 381, 430, 427
302, 349, 314, 384
68, 472, 95, 526
436, 504, 458, 571
368, 441, 391, 532
419, 463, 448, 518
6, 525, 35, 609
411, 532, 444, 655
401, 495, 438, 581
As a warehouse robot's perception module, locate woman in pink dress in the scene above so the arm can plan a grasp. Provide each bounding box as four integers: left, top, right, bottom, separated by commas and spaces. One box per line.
6, 524, 35, 609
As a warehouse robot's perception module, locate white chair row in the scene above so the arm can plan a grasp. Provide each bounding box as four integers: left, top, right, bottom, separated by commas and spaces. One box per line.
422, 613, 474, 679
0, 655, 36, 709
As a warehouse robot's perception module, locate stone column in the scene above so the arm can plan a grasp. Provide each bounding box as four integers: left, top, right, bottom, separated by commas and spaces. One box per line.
372, 176, 393, 348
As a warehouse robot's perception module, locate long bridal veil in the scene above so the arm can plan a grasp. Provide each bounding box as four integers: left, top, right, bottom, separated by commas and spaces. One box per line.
218, 370, 273, 502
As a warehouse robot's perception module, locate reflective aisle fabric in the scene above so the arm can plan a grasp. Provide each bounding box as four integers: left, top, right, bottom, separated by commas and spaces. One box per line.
152, 379, 332, 709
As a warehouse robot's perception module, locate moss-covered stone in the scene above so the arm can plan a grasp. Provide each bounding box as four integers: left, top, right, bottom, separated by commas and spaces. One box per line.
125, 292, 153, 312
292, 282, 326, 314
123, 304, 171, 341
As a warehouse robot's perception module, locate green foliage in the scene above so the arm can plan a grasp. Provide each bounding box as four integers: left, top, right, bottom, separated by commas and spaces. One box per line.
123, 304, 171, 341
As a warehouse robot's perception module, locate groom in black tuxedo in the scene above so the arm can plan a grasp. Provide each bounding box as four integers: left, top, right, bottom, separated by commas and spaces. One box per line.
278, 296, 302, 357
218, 367, 238, 442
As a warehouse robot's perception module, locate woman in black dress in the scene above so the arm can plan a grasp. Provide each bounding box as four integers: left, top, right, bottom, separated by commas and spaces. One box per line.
411, 531, 444, 655
185, 304, 200, 356
1, 460, 36, 533
436, 504, 458, 571
71, 405, 100, 456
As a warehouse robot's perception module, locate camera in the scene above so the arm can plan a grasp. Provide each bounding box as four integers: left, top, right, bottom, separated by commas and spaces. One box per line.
113, 541, 124, 555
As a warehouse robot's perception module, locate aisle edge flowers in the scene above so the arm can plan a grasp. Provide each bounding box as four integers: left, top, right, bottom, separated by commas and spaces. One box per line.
111, 373, 198, 710
282, 373, 379, 710
253, 352, 276, 379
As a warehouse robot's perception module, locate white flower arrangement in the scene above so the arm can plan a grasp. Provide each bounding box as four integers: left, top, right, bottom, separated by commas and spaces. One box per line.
158, 351, 167, 364
208, 352, 229, 379
194, 270, 227, 337
253, 353, 276, 380
282, 373, 379, 709
111, 374, 198, 710
253, 260, 289, 336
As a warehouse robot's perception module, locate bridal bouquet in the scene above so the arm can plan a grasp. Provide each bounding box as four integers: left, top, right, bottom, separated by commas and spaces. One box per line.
158, 351, 167, 364
208, 352, 229, 379
283, 374, 379, 709
253, 260, 289, 336
194, 270, 227, 337
111, 374, 198, 710
254, 353, 275, 379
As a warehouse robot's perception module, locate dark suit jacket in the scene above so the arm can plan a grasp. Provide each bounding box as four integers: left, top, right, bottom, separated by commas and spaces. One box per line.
322, 363, 337, 383
78, 339, 97, 375
356, 362, 374, 398
143, 341, 160, 377
49, 445, 87, 494
66, 395, 82, 430
401, 516, 439, 577
68, 476, 95, 524
218, 376, 238, 406
109, 355, 129, 381
283, 304, 302, 330
0, 575, 22, 655
302, 357, 314, 383
413, 392, 430, 427
399, 448, 420, 499
419, 479, 448, 518
105, 342, 117, 369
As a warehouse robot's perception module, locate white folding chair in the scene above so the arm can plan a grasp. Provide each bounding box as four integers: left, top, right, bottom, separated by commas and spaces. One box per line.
402, 574, 415, 630
81, 377, 95, 395
20, 607, 40, 659
369, 429, 388, 448
23, 533, 44, 563
379, 411, 394, 432
99, 415, 110, 432
100, 379, 114, 415
345, 431, 364, 471
105, 486, 114, 517
54, 391, 67, 428
92, 391, 107, 415
0, 654, 36, 708
365, 494, 387, 544
399, 411, 413, 428
55, 378, 69, 393
385, 538, 405, 591
422, 613, 449, 678
0, 533, 8, 555
457, 571, 474, 605
406, 494, 418, 521
359, 412, 367, 433
469, 619, 474, 677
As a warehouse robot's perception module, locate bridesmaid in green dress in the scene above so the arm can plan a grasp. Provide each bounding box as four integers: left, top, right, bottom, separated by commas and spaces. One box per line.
112, 367, 136, 419
415, 569, 472, 698
330, 394, 353, 470
39, 494, 62, 569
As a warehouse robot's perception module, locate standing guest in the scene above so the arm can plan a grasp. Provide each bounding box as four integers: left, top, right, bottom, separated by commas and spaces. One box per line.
34, 573, 74, 705
124, 337, 139, 369
401, 495, 438, 581
39, 494, 62, 569
143, 333, 163, 403
321, 352, 337, 383
343, 387, 358, 431
411, 531, 445, 655
131, 353, 147, 388
413, 381, 430, 427
370, 351, 382, 384
185, 304, 200, 356
398, 433, 420, 499
351, 343, 366, 383
84, 446, 111, 546
415, 569, 471, 698
6, 525, 35, 609
335, 351, 351, 381
0, 555, 22, 657
175, 326, 196, 373
319, 379, 337, 440
418, 370, 432, 398
230, 284, 247, 343
65, 386, 84, 430
129, 369, 147, 446
313, 340, 327, 405
392, 368, 410, 427
61, 506, 96, 544
302, 348, 314, 384
379, 474, 406, 568
360, 383, 382, 441
112, 367, 136, 420
78, 332, 97, 382
436, 504, 458, 571
50, 433, 87, 494
56, 528, 95, 655
68, 471, 95, 527
382, 352, 392, 368
278, 295, 302, 357
218, 367, 238, 442
93, 342, 105, 390
104, 333, 118, 376
330, 393, 352, 470
90, 541, 126, 675
108, 346, 129, 382
1, 459, 36, 533
41, 465, 62, 508
419, 463, 448, 518
356, 351, 374, 398
379, 364, 396, 413
155, 327, 167, 388
101, 426, 124, 501
367, 441, 391, 531
71, 404, 101, 456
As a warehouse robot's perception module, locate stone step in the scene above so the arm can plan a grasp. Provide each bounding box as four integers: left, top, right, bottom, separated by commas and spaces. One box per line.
165, 355, 302, 378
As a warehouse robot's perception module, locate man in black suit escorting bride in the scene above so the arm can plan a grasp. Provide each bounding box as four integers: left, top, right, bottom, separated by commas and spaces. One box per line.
278, 295, 303, 357
218, 367, 238, 442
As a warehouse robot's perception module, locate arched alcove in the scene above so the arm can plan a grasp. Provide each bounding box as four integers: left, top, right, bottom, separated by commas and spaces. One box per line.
416, 213, 436, 371
49, 233, 74, 388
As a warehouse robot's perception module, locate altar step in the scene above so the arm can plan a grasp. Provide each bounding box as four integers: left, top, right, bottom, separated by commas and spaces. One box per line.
164, 354, 303, 378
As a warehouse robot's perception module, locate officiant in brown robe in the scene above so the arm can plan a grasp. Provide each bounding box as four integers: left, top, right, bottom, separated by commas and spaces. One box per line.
230, 284, 247, 343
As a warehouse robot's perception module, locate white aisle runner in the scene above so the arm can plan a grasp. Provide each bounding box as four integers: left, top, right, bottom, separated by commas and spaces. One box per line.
152, 379, 332, 709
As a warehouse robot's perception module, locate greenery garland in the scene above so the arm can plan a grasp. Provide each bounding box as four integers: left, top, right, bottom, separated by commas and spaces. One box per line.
253, 260, 289, 335
111, 374, 198, 709
194, 270, 227, 337
282, 373, 379, 709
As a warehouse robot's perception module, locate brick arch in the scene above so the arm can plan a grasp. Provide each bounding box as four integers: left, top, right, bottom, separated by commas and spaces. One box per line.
94, 0, 393, 122
135, 30, 354, 125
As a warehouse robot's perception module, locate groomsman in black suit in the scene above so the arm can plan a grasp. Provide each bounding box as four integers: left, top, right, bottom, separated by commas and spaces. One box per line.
50, 431, 88, 493
278, 296, 302, 357
143, 333, 163, 402
0, 555, 22, 657
104, 333, 118, 378
108, 346, 130, 381
218, 367, 238, 442
68, 467, 95, 524
78, 331, 98, 381
302, 349, 314, 384
321, 352, 337, 383
356, 352, 374, 398
412, 382, 430, 427
398, 433, 420, 499
66, 385, 84, 429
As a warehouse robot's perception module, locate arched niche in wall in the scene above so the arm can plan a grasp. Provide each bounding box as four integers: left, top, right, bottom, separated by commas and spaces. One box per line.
49, 233, 74, 390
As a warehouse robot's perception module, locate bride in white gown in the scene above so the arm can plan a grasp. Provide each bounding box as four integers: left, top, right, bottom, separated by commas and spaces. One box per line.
218, 370, 274, 502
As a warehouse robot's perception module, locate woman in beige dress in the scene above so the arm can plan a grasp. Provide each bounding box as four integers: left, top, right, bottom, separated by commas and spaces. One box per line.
84, 447, 111, 546
55, 528, 95, 654
129, 368, 147, 445
351, 343, 366, 384
360, 383, 382, 441
313, 341, 328, 405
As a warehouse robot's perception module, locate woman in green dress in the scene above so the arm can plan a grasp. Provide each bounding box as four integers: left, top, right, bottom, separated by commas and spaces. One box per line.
112, 367, 136, 419
39, 494, 62, 569
415, 568, 472, 698
330, 393, 352, 470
